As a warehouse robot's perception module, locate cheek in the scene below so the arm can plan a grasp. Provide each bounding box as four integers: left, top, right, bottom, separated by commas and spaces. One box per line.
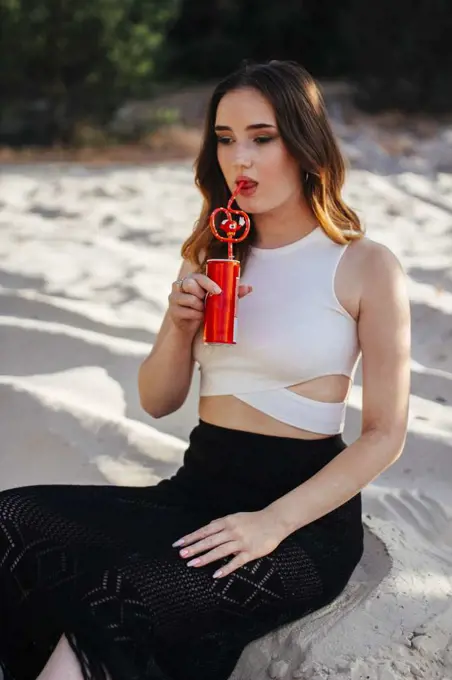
265, 146, 299, 190
263, 143, 289, 173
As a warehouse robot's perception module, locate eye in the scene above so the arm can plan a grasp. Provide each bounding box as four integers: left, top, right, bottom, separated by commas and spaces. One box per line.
216, 136, 234, 145
254, 136, 274, 144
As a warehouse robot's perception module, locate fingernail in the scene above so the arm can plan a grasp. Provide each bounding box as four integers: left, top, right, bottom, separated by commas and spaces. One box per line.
213, 285, 222, 294
187, 558, 200, 567
172, 539, 184, 547
213, 570, 223, 578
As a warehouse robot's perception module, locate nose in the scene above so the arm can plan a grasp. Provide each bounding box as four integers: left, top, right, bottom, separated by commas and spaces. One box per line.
232, 142, 253, 170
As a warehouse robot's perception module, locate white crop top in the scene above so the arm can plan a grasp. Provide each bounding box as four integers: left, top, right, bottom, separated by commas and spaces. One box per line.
193, 226, 362, 434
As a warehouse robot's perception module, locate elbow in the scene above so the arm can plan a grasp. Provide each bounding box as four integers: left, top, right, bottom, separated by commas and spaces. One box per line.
387, 414, 410, 460
138, 363, 161, 418
140, 400, 164, 419
395, 421, 408, 453
387, 430, 407, 462
137, 362, 187, 418
138, 393, 182, 419
138, 392, 167, 419
363, 423, 408, 462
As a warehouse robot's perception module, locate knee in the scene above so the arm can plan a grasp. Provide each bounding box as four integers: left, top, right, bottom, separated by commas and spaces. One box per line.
0, 486, 39, 525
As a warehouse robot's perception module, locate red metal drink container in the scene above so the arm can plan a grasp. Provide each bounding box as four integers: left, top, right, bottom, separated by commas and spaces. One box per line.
204, 259, 240, 344
203, 180, 250, 345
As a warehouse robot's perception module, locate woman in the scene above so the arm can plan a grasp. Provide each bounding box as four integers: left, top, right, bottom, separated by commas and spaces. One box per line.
0, 60, 410, 680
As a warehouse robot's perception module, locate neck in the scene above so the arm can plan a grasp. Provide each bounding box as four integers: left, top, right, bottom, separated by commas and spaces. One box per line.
252, 193, 318, 249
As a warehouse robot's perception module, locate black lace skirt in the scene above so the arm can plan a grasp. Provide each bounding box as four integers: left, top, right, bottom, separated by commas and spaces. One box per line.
0, 419, 363, 680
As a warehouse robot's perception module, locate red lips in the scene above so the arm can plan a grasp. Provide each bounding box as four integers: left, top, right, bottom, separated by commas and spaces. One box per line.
235, 176, 258, 191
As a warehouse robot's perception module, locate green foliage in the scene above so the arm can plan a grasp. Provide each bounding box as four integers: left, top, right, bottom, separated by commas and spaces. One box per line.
0, 0, 180, 143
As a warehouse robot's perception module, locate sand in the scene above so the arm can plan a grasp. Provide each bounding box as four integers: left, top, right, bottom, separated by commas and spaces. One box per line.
1, 124, 452, 678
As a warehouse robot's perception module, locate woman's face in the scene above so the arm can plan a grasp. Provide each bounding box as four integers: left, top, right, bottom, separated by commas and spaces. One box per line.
215, 87, 302, 214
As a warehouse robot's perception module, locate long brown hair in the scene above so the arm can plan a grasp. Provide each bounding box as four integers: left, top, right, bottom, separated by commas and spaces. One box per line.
182, 59, 364, 273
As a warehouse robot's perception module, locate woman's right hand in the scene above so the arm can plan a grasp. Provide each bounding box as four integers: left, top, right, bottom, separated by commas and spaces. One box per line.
168, 273, 253, 337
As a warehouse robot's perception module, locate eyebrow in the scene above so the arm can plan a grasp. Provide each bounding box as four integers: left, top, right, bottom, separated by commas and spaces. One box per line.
214, 123, 276, 132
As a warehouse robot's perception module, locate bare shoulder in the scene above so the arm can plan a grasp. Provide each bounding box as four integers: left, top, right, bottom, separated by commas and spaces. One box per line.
347, 234, 400, 265
347, 237, 410, 331
336, 235, 407, 320
347, 235, 407, 294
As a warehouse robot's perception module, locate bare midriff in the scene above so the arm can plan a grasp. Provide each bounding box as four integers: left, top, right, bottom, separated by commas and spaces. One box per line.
198, 374, 351, 440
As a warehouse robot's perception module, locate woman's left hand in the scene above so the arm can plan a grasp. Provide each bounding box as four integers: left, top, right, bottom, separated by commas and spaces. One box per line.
172, 508, 287, 579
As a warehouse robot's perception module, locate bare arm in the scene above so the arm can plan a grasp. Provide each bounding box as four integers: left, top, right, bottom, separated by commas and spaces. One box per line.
138, 319, 196, 419
266, 241, 411, 534
138, 258, 253, 418
138, 259, 202, 418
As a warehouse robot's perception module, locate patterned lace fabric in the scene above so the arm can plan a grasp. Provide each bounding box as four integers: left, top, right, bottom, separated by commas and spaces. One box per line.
0, 421, 364, 680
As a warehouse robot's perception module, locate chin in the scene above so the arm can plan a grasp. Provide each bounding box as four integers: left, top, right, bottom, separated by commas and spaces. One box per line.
236, 196, 265, 213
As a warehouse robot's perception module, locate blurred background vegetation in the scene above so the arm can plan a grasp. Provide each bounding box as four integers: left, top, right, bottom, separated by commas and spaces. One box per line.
1, 0, 451, 148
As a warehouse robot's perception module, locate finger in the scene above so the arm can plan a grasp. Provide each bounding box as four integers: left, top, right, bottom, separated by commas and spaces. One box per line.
168, 295, 204, 318
213, 553, 250, 579
188, 273, 222, 296
186, 542, 240, 568
176, 308, 204, 321
171, 277, 203, 300
179, 530, 231, 558
174, 292, 204, 312
176, 276, 209, 300
238, 284, 253, 298
172, 518, 226, 548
